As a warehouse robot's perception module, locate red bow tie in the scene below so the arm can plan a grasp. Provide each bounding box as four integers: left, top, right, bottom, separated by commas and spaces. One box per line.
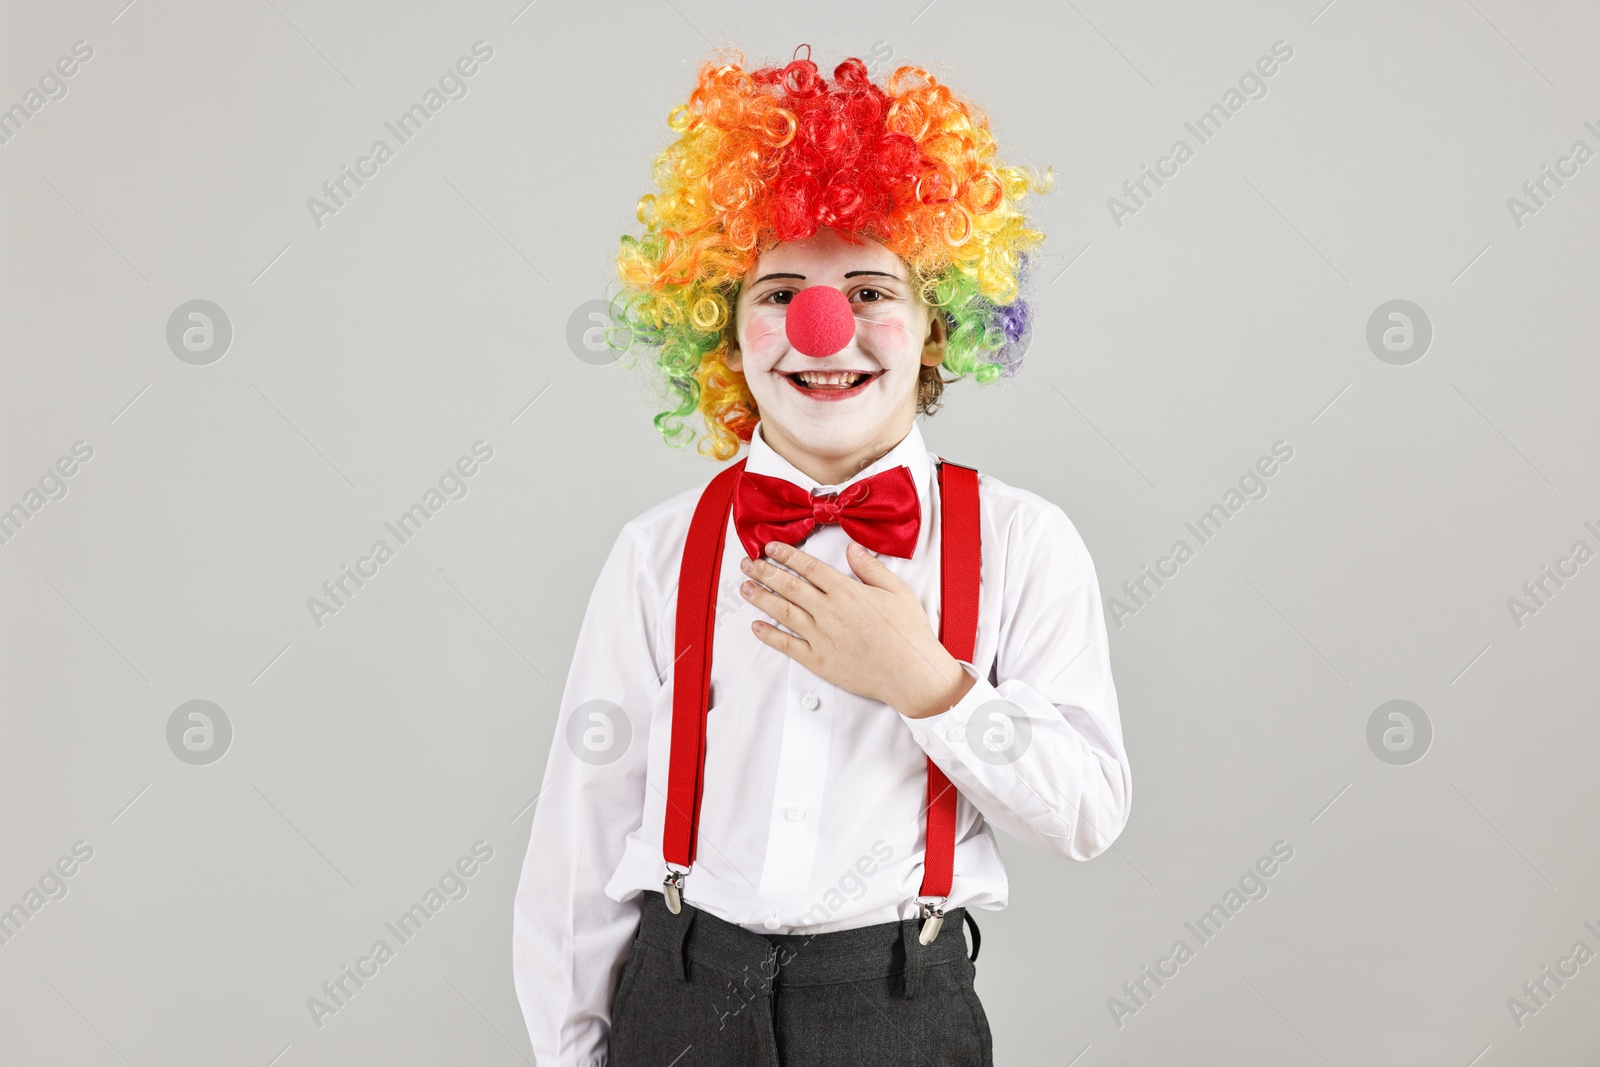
732, 465, 922, 561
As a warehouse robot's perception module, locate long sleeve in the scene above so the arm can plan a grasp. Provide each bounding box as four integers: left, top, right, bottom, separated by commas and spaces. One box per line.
513, 520, 660, 1067
902, 502, 1132, 861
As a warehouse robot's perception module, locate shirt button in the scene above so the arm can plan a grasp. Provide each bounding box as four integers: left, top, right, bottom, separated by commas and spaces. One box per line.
763, 913, 782, 931
946, 726, 964, 743
801, 692, 820, 711
785, 806, 805, 822
912, 730, 927, 745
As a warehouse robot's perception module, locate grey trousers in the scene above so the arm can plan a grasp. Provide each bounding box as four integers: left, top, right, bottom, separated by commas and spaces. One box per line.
608, 890, 992, 1066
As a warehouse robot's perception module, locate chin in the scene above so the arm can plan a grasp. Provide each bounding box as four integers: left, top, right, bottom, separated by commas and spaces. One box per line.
758, 393, 905, 450
781, 420, 876, 454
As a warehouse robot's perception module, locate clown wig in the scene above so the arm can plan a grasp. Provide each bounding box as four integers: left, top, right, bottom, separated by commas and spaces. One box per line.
609, 46, 1051, 460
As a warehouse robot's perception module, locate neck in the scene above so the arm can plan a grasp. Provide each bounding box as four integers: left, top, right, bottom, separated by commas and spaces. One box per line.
758, 417, 914, 486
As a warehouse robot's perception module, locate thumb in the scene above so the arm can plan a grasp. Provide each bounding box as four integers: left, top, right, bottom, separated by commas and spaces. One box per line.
847, 541, 899, 586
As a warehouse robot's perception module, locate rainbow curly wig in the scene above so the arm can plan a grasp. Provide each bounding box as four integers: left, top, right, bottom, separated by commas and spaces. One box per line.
609, 45, 1051, 460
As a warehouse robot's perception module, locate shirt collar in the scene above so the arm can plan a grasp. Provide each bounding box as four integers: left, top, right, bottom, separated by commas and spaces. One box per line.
744, 419, 935, 518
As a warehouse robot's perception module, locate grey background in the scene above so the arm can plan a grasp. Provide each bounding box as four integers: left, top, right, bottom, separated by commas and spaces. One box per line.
3, 0, 1597, 1063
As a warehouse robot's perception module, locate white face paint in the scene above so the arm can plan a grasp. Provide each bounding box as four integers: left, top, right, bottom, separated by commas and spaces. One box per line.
727, 228, 947, 482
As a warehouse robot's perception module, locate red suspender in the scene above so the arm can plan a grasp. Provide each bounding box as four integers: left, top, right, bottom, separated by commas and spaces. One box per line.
663, 457, 748, 877
920, 459, 979, 903
662, 456, 980, 927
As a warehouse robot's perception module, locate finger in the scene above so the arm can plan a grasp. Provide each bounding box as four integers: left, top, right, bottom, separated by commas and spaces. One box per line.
741, 578, 815, 635
764, 541, 844, 593
845, 541, 906, 589
744, 554, 823, 611
751, 616, 810, 663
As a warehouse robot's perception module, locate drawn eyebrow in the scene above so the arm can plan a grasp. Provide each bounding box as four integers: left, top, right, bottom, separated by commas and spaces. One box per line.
844, 270, 901, 280
754, 273, 807, 283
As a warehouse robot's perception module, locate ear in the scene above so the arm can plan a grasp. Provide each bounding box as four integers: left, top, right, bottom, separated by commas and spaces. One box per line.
920, 310, 948, 367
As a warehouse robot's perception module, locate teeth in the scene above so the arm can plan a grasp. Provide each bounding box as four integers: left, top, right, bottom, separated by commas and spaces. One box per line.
793, 371, 868, 387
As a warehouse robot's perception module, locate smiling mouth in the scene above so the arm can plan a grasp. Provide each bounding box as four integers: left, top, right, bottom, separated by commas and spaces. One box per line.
783, 370, 882, 392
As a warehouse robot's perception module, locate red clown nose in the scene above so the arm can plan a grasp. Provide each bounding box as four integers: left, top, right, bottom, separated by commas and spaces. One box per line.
784, 285, 856, 357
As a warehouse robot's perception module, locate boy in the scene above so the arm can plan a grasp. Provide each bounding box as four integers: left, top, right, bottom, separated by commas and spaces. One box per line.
513, 47, 1131, 1066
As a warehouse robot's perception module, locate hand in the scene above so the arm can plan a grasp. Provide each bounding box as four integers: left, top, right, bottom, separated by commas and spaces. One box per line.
738, 539, 976, 719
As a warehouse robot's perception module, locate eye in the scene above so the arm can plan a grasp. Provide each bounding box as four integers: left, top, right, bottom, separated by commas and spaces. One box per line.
761, 289, 795, 306
852, 288, 885, 303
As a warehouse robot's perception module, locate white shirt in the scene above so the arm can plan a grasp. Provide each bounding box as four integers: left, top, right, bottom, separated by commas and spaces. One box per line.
512, 419, 1131, 1067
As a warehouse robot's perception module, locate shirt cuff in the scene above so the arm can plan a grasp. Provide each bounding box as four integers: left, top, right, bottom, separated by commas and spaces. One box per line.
898, 659, 998, 753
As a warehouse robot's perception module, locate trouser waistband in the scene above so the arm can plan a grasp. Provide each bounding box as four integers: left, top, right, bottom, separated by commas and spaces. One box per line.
634, 889, 980, 1000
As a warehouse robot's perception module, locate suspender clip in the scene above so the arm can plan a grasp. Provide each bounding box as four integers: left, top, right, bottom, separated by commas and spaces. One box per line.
663, 867, 687, 914
916, 896, 947, 945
